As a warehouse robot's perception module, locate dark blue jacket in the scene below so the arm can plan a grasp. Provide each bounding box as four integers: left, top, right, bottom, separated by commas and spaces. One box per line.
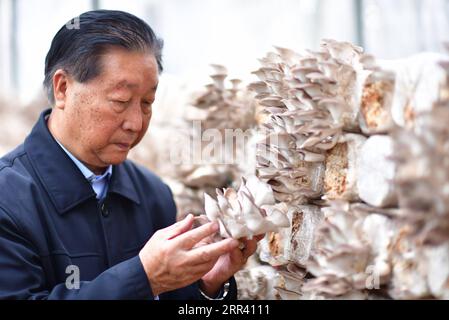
0, 109, 237, 300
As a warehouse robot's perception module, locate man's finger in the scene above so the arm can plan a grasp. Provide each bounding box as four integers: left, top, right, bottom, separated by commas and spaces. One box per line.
229, 243, 245, 262
165, 214, 194, 240
173, 221, 220, 249
189, 257, 219, 275
188, 238, 239, 264
241, 238, 258, 258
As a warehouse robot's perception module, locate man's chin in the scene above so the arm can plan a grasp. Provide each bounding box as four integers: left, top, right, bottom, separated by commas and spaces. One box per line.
102, 153, 129, 166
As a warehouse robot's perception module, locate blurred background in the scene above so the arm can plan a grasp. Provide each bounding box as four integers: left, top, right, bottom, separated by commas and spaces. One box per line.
0, 0, 448, 104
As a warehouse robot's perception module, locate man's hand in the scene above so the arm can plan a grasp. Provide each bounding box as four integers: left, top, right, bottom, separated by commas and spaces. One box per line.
199, 234, 265, 297
138, 214, 240, 296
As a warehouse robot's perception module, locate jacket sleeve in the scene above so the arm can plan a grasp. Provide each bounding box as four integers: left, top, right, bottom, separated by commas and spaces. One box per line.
0, 207, 155, 300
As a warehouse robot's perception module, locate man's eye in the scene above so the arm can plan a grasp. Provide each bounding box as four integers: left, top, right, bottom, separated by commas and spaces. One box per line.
109, 100, 129, 112
110, 100, 130, 111
142, 101, 152, 107
141, 101, 153, 112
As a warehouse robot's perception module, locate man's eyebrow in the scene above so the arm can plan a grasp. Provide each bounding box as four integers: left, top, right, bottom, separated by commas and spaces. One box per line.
114, 80, 158, 92
115, 80, 137, 89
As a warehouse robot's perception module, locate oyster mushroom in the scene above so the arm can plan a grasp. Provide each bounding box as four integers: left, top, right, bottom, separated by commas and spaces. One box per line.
235, 263, 281, 300
274, 263, 310, 300
303, 201, 395, 298
204, 175, 290, 240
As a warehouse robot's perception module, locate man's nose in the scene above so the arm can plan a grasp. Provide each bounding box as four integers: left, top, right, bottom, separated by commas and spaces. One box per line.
122, 103, 144, 132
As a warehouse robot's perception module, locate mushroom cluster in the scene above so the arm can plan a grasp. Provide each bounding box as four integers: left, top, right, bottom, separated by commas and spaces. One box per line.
248, 40, 377, 269
234, 263, 280, 300
204, 175, 290, 240
303, 201, 395, 299
187, 64, 255, 131
243, 41, 449, 300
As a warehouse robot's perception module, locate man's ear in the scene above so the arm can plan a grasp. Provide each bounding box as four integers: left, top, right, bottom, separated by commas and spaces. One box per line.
52, 69, 72, 110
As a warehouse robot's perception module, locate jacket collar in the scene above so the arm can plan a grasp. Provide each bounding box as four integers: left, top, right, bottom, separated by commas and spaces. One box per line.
24, 108, 140, 214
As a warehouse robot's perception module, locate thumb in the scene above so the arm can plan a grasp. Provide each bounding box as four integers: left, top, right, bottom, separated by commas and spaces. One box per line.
166, 214, 194, 240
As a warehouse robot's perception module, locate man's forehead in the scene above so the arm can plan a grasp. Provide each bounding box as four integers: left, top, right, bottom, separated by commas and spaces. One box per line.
110, 79, 158, 92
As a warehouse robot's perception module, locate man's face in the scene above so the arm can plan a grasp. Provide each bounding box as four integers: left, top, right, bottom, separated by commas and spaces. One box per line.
56, 47, 159, 172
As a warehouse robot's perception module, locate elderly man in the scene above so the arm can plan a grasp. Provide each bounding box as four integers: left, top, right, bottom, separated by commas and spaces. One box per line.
0, 10, 260, 300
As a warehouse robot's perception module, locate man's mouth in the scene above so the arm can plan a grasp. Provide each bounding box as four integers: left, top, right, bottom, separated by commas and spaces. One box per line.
114, 143, 131, 151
